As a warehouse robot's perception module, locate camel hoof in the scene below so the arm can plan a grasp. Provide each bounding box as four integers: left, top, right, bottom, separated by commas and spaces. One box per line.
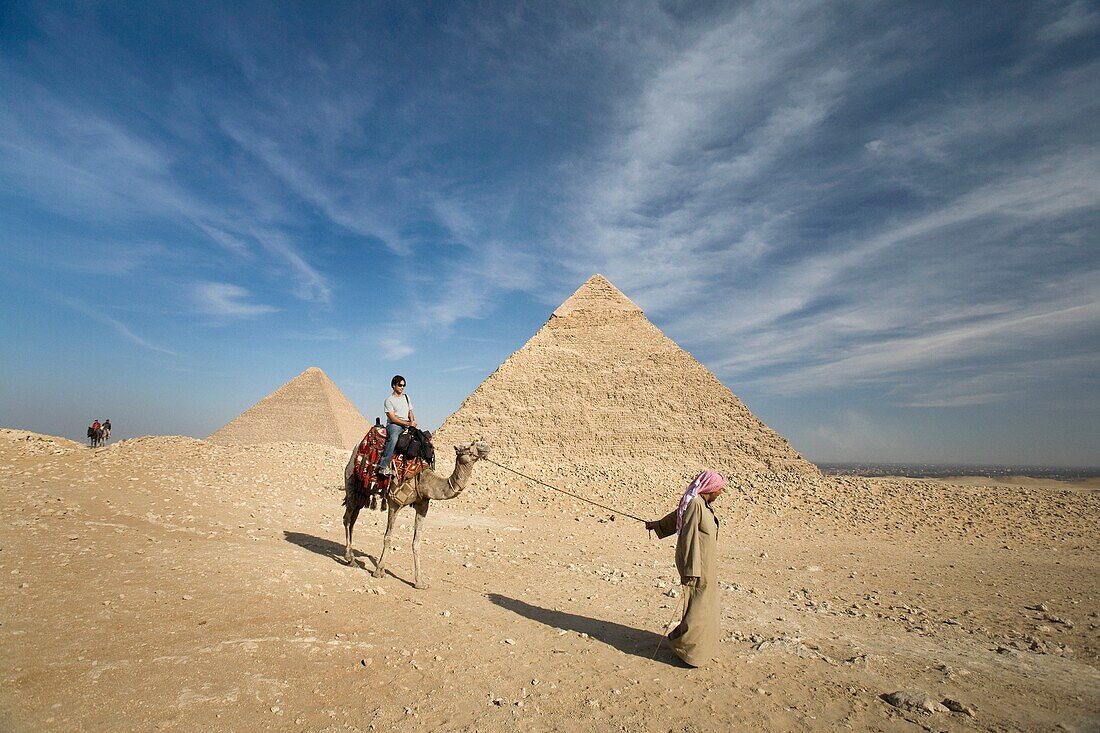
343, 556, 357, 568
415, 581, 430, 590
371, 568, 385, 579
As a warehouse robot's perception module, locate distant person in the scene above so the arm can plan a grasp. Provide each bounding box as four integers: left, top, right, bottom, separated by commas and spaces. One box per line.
378, 375, 416, 477
103, 419, 112, 442
645, 470, 727, 667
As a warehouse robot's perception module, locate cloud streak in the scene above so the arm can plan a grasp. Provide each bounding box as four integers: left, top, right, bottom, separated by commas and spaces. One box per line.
193, 282, 278, 318
548, 1, 1100, 413
57, 296, 176, 356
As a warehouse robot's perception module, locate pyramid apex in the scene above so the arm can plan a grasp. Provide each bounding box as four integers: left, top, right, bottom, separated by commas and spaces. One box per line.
552, 274, 642, 317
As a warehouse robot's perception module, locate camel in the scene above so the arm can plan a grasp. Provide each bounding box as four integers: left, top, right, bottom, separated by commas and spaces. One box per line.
342, 440, 490, 589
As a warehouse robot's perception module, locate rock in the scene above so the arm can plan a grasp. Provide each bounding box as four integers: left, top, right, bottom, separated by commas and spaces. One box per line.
1044, 613, 1075, 627
666, 588, 679, 598
941, 698, 975, 716
881, 690, 949, 714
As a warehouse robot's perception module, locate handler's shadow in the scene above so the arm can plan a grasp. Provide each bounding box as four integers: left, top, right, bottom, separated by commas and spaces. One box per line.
486, 593, 682, 666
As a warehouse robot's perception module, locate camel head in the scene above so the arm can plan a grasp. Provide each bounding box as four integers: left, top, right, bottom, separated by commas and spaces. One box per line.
454, 441, 491, 464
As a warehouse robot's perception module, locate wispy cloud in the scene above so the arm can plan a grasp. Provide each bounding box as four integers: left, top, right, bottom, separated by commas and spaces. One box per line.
281, 327, 348, 341
1037, 0, 1100, 45
58, 296, 176, 355
245, 227, 332, 303
379, 336, 414, 360
750, 284, 1100, 393
219, 121, 408, 254
193, 282, 278, 318
546, 1, 1100, 413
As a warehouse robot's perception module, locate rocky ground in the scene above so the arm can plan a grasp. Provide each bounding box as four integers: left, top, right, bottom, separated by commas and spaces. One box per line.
1, 428, 1097, 732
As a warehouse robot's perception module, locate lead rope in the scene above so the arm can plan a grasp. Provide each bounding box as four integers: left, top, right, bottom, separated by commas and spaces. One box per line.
653, 588, 688, 659
480, 457, 647, 523
481, 455, 690, 659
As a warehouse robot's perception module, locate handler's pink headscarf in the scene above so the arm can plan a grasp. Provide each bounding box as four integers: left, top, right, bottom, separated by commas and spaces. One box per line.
676, 470, 727, 533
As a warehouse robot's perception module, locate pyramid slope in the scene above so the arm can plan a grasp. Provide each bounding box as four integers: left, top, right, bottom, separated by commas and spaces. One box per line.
207, 367, 369, 449
435, 275, 816, 481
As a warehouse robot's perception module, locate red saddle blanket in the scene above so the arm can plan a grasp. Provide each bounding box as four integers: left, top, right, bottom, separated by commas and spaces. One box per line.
348, 425, 431, 494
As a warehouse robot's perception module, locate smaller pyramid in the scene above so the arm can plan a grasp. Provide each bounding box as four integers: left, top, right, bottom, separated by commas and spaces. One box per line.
207, 367, 370, 449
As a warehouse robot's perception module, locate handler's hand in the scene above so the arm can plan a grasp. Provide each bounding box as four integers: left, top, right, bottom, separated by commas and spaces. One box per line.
644, 520, 657, 532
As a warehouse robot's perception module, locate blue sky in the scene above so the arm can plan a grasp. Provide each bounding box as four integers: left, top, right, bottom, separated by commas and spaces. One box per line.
1, 1, 1098, 465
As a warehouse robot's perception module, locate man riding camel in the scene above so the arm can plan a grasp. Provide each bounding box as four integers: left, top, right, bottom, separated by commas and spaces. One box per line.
377, 375, 416, 477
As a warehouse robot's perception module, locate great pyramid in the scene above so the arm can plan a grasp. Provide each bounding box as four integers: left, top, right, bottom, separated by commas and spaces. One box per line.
207, 367, 370, 450
434, 275, 818, 494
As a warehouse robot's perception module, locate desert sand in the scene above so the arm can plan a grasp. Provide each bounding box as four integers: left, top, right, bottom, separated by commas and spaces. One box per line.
2, 428, 1098, 732
4, 276, 1098, 731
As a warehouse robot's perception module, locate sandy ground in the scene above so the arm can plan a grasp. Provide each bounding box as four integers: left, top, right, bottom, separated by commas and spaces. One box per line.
2, 429, 1098, 732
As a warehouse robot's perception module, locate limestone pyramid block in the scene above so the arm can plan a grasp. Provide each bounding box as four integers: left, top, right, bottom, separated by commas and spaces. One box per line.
435, 274, 816, 477
207, 367, 370, 449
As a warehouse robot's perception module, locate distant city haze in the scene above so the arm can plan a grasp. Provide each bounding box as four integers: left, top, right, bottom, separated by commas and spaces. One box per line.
1, 3, 1097, 467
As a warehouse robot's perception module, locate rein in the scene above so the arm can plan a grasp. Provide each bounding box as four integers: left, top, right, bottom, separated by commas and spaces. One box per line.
481, 457, 647, 523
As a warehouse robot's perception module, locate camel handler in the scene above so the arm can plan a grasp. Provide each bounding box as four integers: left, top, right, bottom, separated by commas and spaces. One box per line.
645, 470, 727, 667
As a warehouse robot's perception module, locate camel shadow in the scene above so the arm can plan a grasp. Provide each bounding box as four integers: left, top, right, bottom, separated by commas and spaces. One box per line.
281, 531, 417, 588
282, 531, 368, 567
486, 593, 683, 666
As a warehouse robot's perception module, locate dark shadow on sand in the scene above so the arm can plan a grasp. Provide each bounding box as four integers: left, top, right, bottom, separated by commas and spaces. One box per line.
486, 593, 683, 665
282, 531, 417, 587
282, 531, 365, 566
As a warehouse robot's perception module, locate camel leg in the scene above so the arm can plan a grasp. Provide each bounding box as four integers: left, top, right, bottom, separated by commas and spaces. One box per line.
412, 499, 430, 589
342, 498, 362, 566
372, 502, 400, 578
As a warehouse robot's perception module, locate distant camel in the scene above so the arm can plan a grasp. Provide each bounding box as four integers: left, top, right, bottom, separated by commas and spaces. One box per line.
342, 441, 490, 589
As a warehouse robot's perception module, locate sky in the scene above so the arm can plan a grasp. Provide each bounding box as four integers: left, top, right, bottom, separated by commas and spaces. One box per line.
1, 1, 1098, 466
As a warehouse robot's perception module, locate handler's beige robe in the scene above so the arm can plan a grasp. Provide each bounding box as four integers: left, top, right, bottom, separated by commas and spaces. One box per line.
654, 495, 719, 667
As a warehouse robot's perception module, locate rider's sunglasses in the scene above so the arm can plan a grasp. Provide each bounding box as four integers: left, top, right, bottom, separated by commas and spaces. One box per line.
396, 383, 406, 387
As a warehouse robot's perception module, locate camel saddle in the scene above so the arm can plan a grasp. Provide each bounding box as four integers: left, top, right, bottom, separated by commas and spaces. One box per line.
344, 425, 433, 507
